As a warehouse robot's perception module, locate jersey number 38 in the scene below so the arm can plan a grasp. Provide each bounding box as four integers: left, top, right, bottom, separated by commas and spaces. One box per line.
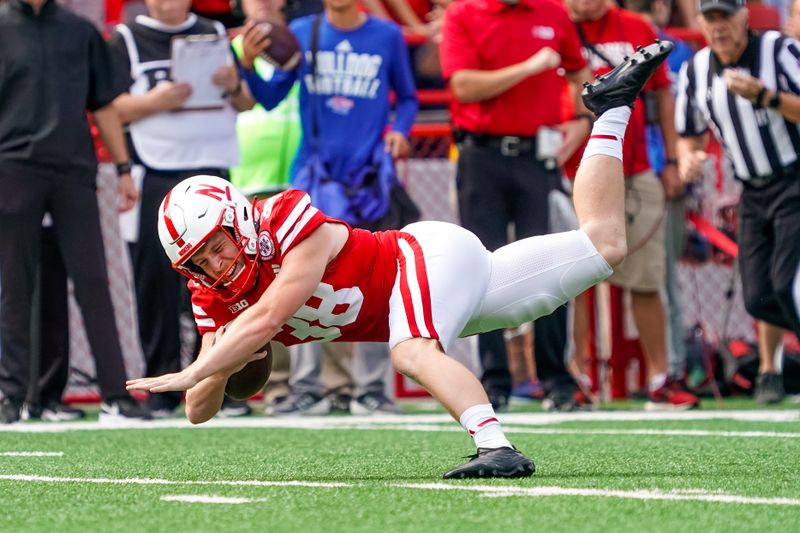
284, 282, 364, 342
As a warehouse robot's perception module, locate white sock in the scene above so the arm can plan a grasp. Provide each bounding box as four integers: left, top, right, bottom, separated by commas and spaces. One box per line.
581, 106, 632, 163
459, 404, 512, 450
649, 372, 667, 391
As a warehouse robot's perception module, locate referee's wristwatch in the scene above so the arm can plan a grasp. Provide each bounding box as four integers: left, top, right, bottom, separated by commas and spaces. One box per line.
115, 160, 132, 176
767, 91, 782, 109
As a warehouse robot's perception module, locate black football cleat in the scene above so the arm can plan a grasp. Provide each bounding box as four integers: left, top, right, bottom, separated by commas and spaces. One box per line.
581, 40, 674, 117
442, 446, 535, 479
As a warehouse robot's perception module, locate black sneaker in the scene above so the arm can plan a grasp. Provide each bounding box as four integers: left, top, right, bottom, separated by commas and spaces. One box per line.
581, 39, 674, 116
41, 402, 86, 422
266, 392, 330, 416
754, 373, 785, 404
442, 446, 535, 479
0, 396, 22, 424
99, 396, 152, 423
328, 392, 353, 414
542, 386, 593, 412
146, 394, 180, 419
218, 397, 252, 417
349, 392, 399, 415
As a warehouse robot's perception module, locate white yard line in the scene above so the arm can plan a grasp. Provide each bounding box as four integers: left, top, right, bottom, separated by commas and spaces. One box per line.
0, 410, 798, 433
398, 483, 800, 506
363, 424, 800, 439
1, 474, 798, 507
0, 475, 346, 488
0, 452, 63, 457
160, 495, 269, 504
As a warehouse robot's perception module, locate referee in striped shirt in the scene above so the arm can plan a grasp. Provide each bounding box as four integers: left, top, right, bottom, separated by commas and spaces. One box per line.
675, 0, 800, 401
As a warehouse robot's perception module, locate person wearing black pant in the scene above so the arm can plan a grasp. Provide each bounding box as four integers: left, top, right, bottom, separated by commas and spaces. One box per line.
22, 225, 85, 422
108, 0, 253, 417
127, 168, 230, 416
454, 143, 578, 409
0, 0, 146, 424
439, 0, 595, 410
676, 0, 800, 404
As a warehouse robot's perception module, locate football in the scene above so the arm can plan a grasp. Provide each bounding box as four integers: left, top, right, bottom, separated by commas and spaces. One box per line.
255, 17, 302, 71
224, 343, 273, 401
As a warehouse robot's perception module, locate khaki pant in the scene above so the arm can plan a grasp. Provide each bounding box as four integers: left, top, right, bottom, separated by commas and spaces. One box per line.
608, 170, 666, 292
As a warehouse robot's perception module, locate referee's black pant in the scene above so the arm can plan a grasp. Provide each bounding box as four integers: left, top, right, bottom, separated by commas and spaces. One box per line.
0, 163, 128, 401
738, 175, 800, 335
129, 167, 226, 410
456, 141, 574, 397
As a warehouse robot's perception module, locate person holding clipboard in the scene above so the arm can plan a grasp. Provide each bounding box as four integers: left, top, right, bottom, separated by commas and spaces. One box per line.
108, 0, 254, 419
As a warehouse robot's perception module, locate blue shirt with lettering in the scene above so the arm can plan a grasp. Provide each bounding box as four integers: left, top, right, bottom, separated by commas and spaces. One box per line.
241, 15, 418, 182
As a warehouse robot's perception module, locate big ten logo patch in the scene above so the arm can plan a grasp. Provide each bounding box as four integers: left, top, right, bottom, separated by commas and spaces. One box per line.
228, 299, 250, 314
284, 283, 364, 342
258, 230, 275, 261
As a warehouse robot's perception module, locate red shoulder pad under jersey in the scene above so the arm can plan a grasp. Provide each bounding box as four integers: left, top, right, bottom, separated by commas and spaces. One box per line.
255, 190, 327, 260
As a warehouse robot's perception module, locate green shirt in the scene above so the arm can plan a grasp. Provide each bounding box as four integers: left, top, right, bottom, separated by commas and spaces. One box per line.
229, 35, 302, 197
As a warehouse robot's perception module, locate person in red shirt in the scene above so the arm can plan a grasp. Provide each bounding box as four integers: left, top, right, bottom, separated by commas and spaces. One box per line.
564, 0, 699, 409
126, 43, 674, 476
439, 0, 595, 412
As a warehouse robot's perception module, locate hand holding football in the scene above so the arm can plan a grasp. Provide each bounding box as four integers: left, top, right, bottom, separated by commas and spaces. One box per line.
224, 343, 273, 401
252, 17, 302, 71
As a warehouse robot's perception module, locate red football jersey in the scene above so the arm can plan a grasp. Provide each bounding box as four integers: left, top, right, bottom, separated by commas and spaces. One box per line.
189, 190, 401, 345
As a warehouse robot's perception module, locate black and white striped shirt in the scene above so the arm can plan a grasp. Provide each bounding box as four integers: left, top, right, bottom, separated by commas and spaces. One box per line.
675, 31, 800, 181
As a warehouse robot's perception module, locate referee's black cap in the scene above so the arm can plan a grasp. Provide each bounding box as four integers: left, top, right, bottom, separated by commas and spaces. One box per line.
698, 0, 745, 14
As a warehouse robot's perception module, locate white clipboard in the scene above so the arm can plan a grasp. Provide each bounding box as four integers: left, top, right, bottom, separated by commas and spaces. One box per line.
171, 34, 232, 110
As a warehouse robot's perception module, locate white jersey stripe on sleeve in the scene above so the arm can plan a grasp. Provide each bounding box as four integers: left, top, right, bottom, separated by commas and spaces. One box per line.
280, 205, 321, 254
276, 195, 312, 243
191, 304, 208, 317
195, 317, 216, 328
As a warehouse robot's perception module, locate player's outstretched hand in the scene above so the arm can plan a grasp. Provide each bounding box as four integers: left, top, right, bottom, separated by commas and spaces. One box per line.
126, 368, 199, 393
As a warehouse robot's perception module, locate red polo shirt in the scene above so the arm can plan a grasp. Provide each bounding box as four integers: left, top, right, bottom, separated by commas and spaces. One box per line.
440, 0, 586, 136
563, 6, 670, 177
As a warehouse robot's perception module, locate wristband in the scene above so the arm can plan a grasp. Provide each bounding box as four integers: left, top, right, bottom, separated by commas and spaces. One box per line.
225, 79, 243, 98
115, 161, 132, 175
665, 158, 678, 167
768, 91, 781, 109
755, 86, 767, 108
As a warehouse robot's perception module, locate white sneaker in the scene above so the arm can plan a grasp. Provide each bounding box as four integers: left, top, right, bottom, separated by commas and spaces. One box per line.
41, 403, 86, 422
99, 397, 151, 423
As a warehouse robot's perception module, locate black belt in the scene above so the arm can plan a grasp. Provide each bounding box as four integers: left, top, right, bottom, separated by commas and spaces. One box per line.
457, 131, 537, 157
743, 161, 800, 189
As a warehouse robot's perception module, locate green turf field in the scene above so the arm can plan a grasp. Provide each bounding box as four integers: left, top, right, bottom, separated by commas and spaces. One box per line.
1, 404, 799, 533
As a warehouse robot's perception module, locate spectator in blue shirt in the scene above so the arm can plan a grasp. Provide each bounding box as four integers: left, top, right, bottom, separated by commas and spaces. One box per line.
238, 0, 418, 415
